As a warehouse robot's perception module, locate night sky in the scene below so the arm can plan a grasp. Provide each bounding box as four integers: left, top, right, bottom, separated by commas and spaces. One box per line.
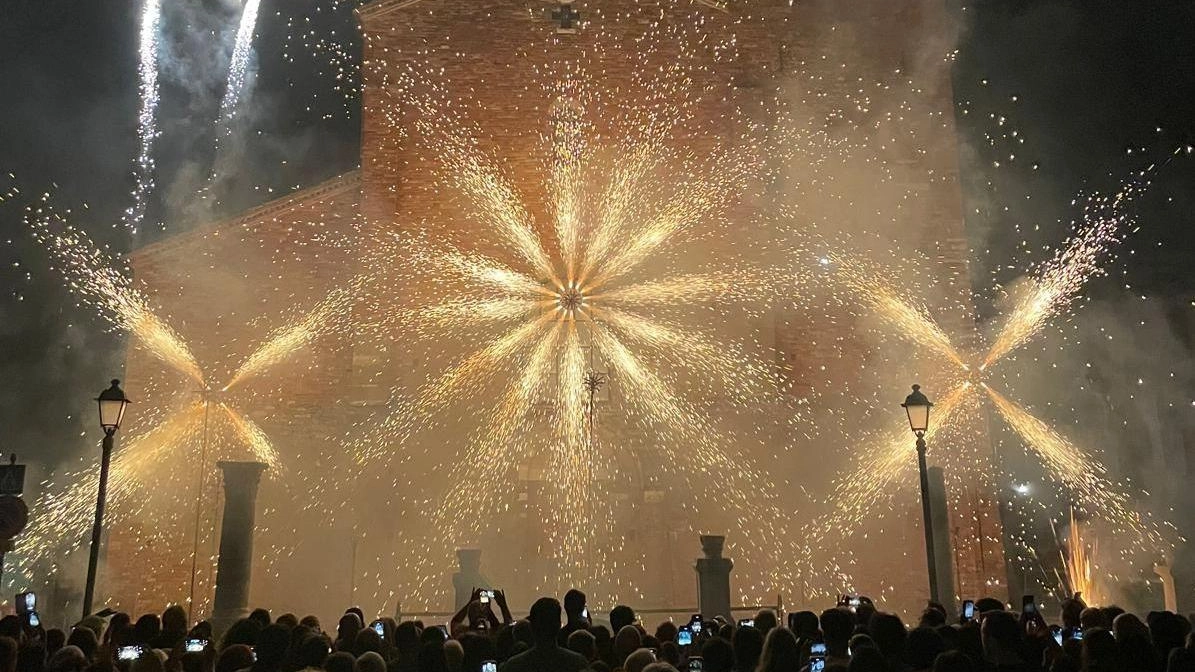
1, 0, 1193, 483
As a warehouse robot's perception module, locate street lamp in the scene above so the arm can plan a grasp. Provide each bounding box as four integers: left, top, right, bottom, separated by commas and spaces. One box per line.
902, 384, 940, 604
83, 379, 130, 618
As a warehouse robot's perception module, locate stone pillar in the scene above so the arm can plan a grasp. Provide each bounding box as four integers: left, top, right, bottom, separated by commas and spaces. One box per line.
452, 548, 488, 610
927, 467, 957, 609
695, 535, 733, 620
212, 461, 267, 632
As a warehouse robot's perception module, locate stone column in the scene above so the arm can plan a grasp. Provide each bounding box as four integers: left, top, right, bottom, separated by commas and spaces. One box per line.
927, 466, 957, 609
452, 548, 488, 610
212, 461, 267, 632
695, 535, 733, 620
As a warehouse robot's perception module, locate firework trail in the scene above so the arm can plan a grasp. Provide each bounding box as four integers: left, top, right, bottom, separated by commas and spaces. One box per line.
122, 0, 163, 235
218, 0, 263, 125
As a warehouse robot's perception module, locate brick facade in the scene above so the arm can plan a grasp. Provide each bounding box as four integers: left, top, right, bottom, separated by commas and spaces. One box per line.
107, 0, 1005, 617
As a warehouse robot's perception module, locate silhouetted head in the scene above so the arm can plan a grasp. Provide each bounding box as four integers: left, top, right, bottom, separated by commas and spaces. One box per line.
162, 606, 188, 636
790, 611, 819, 640
215, 645, 255, 672
65, 628, 97, 661
567, 629, 596, 660
0, 636, 18, 672
356, 651, 385, 672
297, 634, 331, 669
869, 612, 907, 660
974, 598, 1004, 615
980, 611, 1021, 659
754, 610, 779, 636
1060, 596, 1086, 629
563, 589, 587, 621
731, 625, 763, 672
256, 623, 292, 667
932, 650, 977, 672
610, 606, 636, 634
220, 619, 261, 652
394, 622, 420, 653
352, 627, 382, 657
528, 597, 563, 645
45, 646, 86, 672
248, 609, 272, 628
847, 645, 886, 672
700, 636, 734, 672
324, 651, 356, 672
820, 608, 854, 655
299, 616, 321, 632
623, 648, 656, 672
275, 614, 298, 630
44, 629, 65, 656
756, 628, 800, 672
614, 626, 642, 663
1081, 627, 1117, 669
133, 614, 161, 645
906, 627, 945, 668
337, 614, 362, 646
654, 621, 677, 646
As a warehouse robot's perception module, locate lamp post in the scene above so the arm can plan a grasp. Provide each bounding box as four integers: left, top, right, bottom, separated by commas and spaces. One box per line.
902, 383, 940, 604
83, 379, 130, 618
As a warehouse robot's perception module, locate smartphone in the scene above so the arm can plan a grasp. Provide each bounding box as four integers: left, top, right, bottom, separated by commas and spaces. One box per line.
371, 621, 385, 638
27, 612, 39, 628
689, 614, 703, 634
738, 618, 754, 628
676, 626, 693, 647
962, 600, 975, 621
481, 662, 497, 672
436, 625, 449, 637
118, 646, 143, 661
1021, 595, 1036, 615
480, 590, 494, 604
16, 592, 35, 614
185, 639, 208, 653
687, 657, 703, 671
810, 643, 827, 672
1071, 629, 1084, 641
1051, 626, 1063, 646
582, 607, 589, 620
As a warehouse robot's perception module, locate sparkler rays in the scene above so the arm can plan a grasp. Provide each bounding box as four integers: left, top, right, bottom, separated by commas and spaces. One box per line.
25, 209, 351, 578
818, 177, 1170, 569
351, 45, 810, 602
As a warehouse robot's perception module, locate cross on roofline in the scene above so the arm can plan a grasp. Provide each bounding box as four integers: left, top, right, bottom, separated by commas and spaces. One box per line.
551, 2, 580, 33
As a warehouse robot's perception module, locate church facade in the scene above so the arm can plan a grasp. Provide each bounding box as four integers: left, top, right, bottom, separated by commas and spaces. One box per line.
109, 0, 1006, 618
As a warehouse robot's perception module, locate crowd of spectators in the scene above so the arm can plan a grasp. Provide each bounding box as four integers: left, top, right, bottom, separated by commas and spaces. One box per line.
2, 589, 1195, 672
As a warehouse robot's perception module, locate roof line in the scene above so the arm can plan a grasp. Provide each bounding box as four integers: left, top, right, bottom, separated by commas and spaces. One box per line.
356, 0, 430, 22
131, 170, 361, 261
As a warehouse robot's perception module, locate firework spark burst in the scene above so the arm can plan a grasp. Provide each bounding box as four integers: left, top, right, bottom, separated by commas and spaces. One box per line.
815, 172, 1171, 579
345, 29, 817, 606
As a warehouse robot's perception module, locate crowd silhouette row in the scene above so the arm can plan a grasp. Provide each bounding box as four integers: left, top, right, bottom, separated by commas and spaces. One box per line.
4, 588, 1195, 672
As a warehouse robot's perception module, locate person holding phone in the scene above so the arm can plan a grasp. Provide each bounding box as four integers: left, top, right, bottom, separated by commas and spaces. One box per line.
559, 589, 591, 644
450, 588, 513, 636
